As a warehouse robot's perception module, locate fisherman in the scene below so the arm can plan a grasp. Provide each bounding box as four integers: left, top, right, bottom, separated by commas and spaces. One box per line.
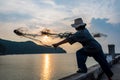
52, 18, 113, 80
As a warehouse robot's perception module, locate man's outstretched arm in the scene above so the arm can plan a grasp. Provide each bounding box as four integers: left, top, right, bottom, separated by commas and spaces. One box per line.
52, 39, 68, 48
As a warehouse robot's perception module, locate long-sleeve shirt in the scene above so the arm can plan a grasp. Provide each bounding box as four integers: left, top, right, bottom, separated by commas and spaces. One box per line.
66, 28, 102, 53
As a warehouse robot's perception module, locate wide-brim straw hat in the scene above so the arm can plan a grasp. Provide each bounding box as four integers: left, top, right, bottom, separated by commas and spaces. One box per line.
71, 18, 86, 28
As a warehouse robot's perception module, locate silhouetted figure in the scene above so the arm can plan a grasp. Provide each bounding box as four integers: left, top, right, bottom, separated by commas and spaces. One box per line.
53, 18, 113, 80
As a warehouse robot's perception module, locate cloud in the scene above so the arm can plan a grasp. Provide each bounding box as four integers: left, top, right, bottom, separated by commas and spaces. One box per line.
0, 12, 32, 22
0, 0, 119, 28
54, 0, 120, 24
0, 0, 69, 25
0, 0, 120, 50
90, 18, 120, 33
80, 0, 117, 23
90, 18, 120, 52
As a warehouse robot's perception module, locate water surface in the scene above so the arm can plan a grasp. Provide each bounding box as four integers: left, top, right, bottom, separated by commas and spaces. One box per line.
0, 53, 97, 80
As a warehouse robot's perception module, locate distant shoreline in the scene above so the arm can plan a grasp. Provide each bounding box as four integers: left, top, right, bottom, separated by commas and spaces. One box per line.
0, 38, 66, 54
0, 52, 66, 56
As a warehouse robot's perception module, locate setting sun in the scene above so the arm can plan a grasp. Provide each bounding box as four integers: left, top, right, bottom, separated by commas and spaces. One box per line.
42, 35, 52, 43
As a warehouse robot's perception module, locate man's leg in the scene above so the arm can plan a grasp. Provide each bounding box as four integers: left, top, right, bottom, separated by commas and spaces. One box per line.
93, 50, 113, 78
76, 48, 88, 72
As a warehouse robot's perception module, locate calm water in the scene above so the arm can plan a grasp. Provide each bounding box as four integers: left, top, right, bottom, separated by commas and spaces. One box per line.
0, 53, 97, 80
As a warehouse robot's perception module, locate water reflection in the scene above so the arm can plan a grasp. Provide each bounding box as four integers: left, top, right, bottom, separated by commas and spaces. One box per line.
41, 54, 51, 80
0, 54, 97, 80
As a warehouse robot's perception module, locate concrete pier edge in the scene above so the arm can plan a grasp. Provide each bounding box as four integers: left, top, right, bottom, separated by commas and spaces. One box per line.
59, 45, 120, 80
59, 55, 120, 80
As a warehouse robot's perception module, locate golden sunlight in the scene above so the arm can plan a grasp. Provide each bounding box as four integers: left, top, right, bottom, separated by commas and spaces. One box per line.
42, 54, 51, 80
42, 35, 52, 43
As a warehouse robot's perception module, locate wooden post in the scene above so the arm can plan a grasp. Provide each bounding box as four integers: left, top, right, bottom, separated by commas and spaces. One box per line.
108, 44, 115, 59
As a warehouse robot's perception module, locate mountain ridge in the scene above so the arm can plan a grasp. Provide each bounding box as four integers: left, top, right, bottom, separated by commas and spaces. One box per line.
0, 38, 66, 55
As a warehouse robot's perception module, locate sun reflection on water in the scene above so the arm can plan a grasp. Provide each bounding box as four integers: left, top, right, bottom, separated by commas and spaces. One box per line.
41, 54, 51, 80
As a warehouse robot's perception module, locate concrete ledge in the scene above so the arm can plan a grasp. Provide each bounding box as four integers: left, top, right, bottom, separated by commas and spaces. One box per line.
112, 55, 120, 64
59, 55, 120, 80
59, 64, 103, 80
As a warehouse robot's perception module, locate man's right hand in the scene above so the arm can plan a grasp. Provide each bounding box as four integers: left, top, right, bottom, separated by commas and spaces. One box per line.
52, 43, 59, 48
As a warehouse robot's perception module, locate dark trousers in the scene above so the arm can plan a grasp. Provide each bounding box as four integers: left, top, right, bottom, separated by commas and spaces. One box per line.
76, 48, 113, 77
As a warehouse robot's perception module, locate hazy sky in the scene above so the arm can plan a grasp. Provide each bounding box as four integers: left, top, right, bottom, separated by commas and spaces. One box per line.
0, 0, 120, 53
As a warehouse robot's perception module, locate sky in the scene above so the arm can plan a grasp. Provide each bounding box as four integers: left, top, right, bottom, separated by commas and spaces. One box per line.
0, 0, 120, 53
